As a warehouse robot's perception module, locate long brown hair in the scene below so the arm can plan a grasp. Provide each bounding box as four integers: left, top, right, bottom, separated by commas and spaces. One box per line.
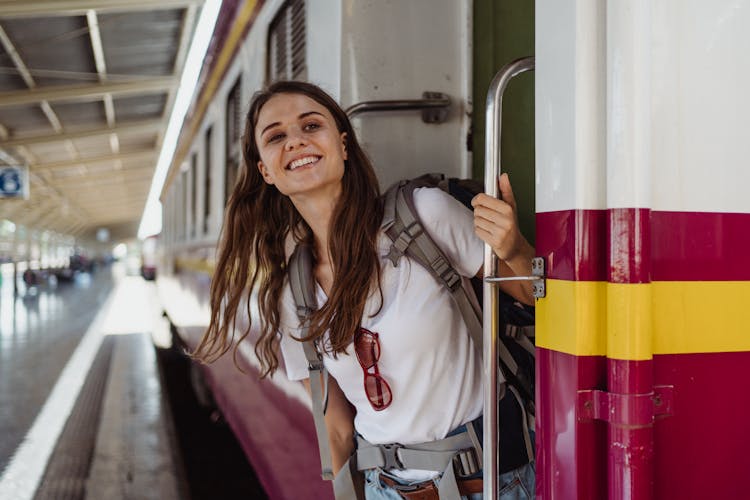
193, 81, 383, 377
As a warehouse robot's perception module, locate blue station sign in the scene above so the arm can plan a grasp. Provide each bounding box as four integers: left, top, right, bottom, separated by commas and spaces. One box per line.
0, 166, 28, 199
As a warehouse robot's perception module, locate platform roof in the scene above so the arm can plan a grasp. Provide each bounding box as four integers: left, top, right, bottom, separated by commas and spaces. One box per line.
0, 0, 204, 242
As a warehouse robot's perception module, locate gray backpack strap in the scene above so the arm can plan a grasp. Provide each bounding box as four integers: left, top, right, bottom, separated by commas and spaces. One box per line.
505, 324, 536, 356
382, 180, 483, 350
354, 421, 482, 500
384, 181, 528, 389
288, 245, 335, 481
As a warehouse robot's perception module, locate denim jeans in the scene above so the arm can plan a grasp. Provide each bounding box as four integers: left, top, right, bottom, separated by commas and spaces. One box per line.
363, 461, 535, 500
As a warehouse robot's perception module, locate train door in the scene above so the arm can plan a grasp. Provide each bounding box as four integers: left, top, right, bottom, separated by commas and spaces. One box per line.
473, 0, 535, 246
535, 1, 750, 499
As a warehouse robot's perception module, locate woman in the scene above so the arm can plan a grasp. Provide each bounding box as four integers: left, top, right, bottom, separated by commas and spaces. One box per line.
195, 81, 536, 499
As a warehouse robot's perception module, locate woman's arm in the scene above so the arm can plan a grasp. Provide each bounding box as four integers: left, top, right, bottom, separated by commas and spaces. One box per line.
302, 374, 356, 475
472, 173, 536, 305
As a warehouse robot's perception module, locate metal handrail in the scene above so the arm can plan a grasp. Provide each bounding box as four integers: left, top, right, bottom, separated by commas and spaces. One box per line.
482, 56, 535, 500
345, 92, 450, 122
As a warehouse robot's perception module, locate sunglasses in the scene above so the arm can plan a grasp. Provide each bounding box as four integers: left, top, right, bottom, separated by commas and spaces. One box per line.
355, 327, 393, 411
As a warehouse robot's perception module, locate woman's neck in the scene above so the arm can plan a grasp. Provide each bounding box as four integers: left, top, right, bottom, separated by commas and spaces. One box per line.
291, 191, 338, 269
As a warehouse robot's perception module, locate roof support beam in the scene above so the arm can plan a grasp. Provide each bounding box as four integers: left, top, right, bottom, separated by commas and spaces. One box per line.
86, 10, 120, 158
1, 119, 163, 147
56, 173, 153, 188
0, 24, 81, 166
0, 77, 175, 107
33, 149, 157, 172
0, 0, 204, 18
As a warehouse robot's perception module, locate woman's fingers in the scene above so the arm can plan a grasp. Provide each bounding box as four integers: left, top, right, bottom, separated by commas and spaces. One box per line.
472, 198, 513, 222
498, 172, 517, 211
471, 174, 522, 261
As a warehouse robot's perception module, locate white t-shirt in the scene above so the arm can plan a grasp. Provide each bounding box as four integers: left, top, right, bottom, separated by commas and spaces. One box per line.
278, 187, 484, 479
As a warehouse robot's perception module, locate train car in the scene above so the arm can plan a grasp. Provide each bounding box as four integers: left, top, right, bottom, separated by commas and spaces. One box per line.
156, 1, 750, 499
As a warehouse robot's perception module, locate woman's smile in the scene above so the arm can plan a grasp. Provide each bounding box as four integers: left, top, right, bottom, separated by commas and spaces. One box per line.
287, 154, 321, 170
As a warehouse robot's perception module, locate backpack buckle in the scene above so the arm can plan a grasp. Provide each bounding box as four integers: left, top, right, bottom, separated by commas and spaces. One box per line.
380, 443, 404, 470
453, 448, 480, 477
432, 255, 461, 291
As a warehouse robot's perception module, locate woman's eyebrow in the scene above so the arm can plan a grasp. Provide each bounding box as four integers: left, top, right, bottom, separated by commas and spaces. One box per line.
260, 111, 325, 137
299, 111, 324, 120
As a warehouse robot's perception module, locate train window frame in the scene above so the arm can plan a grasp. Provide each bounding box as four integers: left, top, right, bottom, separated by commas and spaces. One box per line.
204, 126, 213, 236
266, 0, 307, 83
190, 153, 197, 239
180, 170, 188, 242
225, 77, 242, 206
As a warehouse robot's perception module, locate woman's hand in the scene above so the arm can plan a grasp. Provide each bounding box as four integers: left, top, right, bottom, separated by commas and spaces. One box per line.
472, 173, 536, 304
472, 173, 531, 262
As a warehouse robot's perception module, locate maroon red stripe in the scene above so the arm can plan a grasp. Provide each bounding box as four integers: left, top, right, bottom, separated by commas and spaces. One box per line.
536, 348, 750, 499
536, 210, 750, 282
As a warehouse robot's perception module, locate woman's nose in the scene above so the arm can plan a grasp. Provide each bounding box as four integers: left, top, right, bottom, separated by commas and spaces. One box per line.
284, 129, 307, 150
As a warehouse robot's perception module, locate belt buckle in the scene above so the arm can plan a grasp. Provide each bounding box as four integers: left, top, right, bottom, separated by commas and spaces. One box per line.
453, 448, 480, 478
381, 443, 404, 470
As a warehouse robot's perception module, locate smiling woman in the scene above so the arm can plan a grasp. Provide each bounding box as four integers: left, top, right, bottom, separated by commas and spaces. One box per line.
192, 81, 535, 500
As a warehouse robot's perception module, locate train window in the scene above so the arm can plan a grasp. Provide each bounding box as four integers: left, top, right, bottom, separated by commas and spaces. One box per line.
267, 0, 306, 82
180, 171, 187, 242
204, 126, 212, 235
225, 77, 242, 206
190, 153, 197, 239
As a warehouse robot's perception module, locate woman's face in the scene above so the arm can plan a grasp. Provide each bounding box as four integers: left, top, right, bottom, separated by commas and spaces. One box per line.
255, 92, 347, 201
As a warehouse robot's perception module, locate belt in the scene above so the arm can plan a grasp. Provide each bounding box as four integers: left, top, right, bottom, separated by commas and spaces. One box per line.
380, 475, 483, 500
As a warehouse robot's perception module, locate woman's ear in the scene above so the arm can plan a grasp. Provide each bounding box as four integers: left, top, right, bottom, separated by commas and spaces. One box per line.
340, 132, 348, 160
257, 161, 274, 184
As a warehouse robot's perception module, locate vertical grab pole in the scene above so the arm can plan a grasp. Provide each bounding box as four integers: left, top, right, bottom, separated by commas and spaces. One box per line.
482, 56, 535, 500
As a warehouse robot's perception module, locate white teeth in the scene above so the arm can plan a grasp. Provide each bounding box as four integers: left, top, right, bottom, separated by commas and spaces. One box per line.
288, 156, 319, 170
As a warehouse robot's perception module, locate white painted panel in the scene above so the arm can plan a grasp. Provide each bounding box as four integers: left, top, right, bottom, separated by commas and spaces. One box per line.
536, 0, 606, 213
306, 0, 342, 99
606, 0, 652, 209
651, 0, 750, 213
339, 0, 471, 190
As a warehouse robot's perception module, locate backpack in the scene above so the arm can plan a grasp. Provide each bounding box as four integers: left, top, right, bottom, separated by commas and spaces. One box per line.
288, 172, 536, 484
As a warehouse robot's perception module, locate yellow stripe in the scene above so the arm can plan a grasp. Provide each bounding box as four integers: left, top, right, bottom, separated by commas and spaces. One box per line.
537, 279, 750, 358
536, 280, 607, 356
652, 281, 750, 355
608, 283, 652, 360
161, 0, 259, 200
175, 256, 216, 276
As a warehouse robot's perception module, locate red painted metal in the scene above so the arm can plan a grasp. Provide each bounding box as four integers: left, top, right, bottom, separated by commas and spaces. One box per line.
606, 359, 655, 500
537, 209, 750, 282
607, 205, 654, 500
536, 348, 607, 500
608, 208, 651, 284
653, 351, 750, 499
535, 209, 607, 282
651, 211, 750, 281
577, 386, 673, 425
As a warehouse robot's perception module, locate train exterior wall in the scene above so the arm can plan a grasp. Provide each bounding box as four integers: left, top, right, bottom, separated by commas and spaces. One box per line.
157, 251, 332, 499
536, 1, 750, 499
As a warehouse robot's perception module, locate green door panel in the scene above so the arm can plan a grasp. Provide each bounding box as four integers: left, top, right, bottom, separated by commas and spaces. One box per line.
473, 0, 535, 245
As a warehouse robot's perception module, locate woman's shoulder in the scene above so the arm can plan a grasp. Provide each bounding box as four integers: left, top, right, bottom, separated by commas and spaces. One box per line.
412, 185, 473, 224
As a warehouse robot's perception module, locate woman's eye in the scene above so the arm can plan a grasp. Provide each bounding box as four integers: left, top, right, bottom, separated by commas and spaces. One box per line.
303, 122, 320, 132
267, 133, 284, 143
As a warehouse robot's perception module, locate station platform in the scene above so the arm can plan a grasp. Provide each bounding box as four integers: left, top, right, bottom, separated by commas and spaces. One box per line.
0, 265, 184, 500
0, 265, 264, 500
